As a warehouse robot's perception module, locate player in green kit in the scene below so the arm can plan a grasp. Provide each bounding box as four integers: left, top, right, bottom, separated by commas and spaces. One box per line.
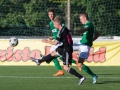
72, 12, 99, 84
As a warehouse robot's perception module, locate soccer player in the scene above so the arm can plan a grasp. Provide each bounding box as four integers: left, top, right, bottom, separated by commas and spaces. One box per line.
43, 9, 64, 76
31, 16, 86, 85
72, 12, 99, 84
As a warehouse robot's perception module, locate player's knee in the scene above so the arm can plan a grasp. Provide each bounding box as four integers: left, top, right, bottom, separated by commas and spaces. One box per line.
78, 57, 85, 63
51, 51, 57, 56
57, 57, 62, 62
53, 59, 59, 64
82, 64, 87, 70
78, 63, 83, 68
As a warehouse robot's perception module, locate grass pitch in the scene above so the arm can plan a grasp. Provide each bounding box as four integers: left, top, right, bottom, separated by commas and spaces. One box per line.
0, 66, 119, 90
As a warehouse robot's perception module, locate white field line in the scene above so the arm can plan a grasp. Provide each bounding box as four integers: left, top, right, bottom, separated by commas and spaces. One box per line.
0, 76, 119, 79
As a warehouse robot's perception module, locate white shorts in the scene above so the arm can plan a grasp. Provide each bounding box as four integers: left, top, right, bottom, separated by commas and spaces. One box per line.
73, 40, 90, 59
50, 42, 63, 53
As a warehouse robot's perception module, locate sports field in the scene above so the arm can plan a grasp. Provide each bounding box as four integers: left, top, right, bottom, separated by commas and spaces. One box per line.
0, 66, 119, 90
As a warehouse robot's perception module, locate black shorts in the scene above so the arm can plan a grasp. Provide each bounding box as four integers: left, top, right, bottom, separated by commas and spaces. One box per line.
56, 47, 72, 65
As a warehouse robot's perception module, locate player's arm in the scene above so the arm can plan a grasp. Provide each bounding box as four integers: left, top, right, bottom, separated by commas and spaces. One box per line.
48, 40, 58, 45
93, 30, 100, 41
70, 28, 87, 33
48, 36, 54, 40
76, 28, 87, 33
42, 39, 58, 45
41, 36, 54, 42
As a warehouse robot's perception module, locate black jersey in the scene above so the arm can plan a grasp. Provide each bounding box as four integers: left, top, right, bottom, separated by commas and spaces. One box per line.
56, 26, 73, 52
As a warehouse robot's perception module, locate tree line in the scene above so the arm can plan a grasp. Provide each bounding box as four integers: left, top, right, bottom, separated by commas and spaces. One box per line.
0, 0, 119, 36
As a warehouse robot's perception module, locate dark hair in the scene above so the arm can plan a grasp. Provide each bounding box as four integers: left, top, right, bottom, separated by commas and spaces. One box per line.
48, 8, 55, 14
80, 13, 89, 20
48, 8, 55, 20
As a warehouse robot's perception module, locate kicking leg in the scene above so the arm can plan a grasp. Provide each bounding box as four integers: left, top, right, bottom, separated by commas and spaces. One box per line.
30, 51, 57, 65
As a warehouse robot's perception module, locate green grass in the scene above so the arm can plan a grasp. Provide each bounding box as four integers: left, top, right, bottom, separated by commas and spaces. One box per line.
0, 66, 120, 90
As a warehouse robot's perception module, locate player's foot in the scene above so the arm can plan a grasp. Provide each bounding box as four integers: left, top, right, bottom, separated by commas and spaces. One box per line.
78, 76, 86, 85
53, 70, 64, 76
92, 75, 98, 84
30, 57, 41, 66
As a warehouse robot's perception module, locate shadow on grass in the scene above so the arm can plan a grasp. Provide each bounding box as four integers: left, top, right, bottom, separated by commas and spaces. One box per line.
96, 73, 120, 75
102, 81, 120, 84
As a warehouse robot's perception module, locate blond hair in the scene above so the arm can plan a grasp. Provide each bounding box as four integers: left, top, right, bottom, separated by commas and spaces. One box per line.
53, 16, 62, 25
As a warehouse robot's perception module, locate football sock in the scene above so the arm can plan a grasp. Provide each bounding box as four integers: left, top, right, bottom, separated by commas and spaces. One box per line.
67, 67, 83, 79
82, 64, 95, 77
72, 59, 76, 64
39, 54, 54, 63
53, 58, 62, 70
59, 57, 63, 61
38, 58, 45, 63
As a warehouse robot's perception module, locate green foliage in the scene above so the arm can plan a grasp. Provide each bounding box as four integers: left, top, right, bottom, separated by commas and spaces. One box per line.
71, 0, 120, 36
0, 0, 119, 36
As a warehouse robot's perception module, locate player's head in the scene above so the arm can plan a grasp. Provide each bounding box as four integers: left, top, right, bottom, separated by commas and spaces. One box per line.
53, 16, 62, 29
48, 9, 55, 20
79, 13, 89, 24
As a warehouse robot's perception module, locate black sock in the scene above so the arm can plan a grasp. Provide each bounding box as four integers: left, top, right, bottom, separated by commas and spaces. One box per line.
39, 54, 55, 64
68, 68, 83, 79
38, 59, 45, 63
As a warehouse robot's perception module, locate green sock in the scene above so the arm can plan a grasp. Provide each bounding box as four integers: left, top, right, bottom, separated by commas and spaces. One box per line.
72, 59, 76, 64
53, 58, 62, 70
82, 64, 96, 77
59, 57, 76, 64
59, 57, 63, 61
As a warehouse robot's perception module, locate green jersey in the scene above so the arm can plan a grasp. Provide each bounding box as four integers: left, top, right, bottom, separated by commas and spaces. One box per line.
49, 21, 65, 40
49, 21, 59, 40
80, 21, 95, 47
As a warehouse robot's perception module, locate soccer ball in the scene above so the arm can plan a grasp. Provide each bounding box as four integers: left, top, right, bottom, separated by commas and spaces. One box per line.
9, 37, 18, 47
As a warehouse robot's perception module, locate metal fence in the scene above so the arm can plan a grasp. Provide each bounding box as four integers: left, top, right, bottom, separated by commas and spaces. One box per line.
0, 0, 120, 36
